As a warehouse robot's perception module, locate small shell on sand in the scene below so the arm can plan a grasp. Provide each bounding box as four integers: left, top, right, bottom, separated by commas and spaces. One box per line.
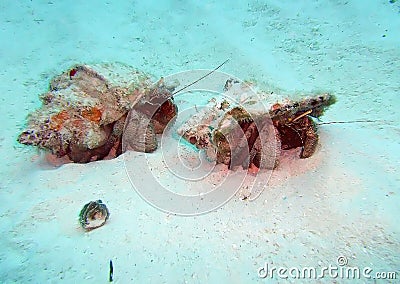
79, 200, 110, 231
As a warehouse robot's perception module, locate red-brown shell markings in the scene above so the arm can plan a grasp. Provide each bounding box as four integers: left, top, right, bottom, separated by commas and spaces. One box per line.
81, 107, 102, 124
69, 68, 78, 78
271, 102, 281, 111
49, 110, 70, 131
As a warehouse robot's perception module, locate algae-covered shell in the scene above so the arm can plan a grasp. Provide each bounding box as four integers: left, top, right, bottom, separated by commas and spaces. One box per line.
18, 63, 157, 162
79, 200, 110, 230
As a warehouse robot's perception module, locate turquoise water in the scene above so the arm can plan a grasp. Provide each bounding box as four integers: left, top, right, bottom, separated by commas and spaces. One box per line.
1, 1, 399, 282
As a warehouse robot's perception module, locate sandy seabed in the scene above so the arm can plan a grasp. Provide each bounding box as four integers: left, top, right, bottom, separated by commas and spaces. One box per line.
0, 1, 399, 283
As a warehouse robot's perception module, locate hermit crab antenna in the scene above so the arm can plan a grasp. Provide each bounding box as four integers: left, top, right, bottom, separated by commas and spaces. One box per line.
172, 59, 230, 95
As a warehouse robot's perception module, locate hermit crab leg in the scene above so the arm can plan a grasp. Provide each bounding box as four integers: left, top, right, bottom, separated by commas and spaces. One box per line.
290, 109, 312, 123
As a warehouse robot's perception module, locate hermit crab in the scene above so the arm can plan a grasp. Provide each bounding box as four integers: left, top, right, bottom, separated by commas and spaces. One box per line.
178, 80, 336, 170
17, 63, 178, 163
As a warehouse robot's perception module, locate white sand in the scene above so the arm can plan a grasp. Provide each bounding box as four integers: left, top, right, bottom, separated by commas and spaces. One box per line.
1, 0, 399, 282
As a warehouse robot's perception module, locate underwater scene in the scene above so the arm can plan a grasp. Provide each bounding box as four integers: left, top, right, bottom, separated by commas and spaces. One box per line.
1, 0, 399, 283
